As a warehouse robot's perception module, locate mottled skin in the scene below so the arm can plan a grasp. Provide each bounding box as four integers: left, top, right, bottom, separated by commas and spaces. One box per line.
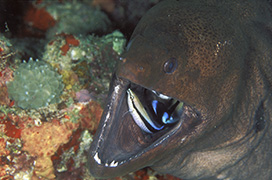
88, 0, 272, 179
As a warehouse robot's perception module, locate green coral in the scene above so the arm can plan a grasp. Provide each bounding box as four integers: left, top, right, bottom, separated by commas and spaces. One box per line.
42, 31, 126, 101
7, 58, 64, 109
42, 1, 111, 37
104, 30, 127, 55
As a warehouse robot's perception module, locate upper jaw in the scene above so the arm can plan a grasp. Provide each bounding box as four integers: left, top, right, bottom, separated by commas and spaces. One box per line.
88, 75, 203, 178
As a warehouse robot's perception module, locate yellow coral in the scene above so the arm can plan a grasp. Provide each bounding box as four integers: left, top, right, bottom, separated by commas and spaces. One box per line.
34, 156, 55, 179
60, 70, 79, 90
21, 120, 79, 178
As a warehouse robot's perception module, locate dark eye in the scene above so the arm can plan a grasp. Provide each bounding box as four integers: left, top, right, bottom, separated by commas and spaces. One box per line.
163, 58, 178, 74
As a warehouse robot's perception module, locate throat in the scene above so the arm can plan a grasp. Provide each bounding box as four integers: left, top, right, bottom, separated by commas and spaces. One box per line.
126, 83, 184, 133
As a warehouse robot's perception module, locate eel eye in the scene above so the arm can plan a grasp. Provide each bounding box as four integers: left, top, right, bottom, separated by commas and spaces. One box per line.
163, 58, 178, 74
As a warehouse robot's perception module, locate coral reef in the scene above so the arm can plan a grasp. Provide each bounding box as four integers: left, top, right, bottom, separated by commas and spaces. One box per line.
0, 0, 181, 179
0, 67, 13, 105
52, 130, 93, 179
24, 4, 56, 32
0, 35, 15, 71
0, 114, 25, 180
77, 101, 103, 132
43, 30, 126, 70
43, 31, 126, 103
0, 100, 102, 179
7, 58, 64, 109
21, 120, 79, 179
40, 0, 111, 37
0, 67, 13, 88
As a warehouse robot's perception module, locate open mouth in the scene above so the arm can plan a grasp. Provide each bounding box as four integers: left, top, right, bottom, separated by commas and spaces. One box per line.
127, 82, 184, 134
89, 77, 202, 177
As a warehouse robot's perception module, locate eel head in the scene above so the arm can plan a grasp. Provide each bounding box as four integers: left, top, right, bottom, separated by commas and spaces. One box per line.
88, 0, 272, 179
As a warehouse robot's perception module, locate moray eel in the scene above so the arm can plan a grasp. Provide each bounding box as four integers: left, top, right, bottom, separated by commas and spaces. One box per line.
88, 0, 272, 179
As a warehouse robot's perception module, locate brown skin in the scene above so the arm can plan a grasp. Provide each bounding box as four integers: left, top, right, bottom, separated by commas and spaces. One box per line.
88, 0, 272, 179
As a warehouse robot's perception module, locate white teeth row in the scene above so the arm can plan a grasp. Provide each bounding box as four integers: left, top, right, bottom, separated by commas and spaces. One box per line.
94, 152, 101, 164
93, 152, 119, 167
151, 90, 171, 100
106, 160, 119, 167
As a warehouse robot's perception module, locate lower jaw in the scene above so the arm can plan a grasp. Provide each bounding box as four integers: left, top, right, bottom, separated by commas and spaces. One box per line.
88, 76, 202, 177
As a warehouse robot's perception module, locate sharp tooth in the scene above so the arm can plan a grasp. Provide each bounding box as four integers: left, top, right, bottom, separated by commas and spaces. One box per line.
113, 161, 119, 167
152, 90, 171, 100
94, 152, 101, 164
109, 160, 115, 167
105, 162, 109, 166
158, 93, 171, 100
109, 160, 119, 167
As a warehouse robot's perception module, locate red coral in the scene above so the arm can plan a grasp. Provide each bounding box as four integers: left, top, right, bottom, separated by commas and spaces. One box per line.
0, 67, 13, 87
60, 44, 70, 56
51, 128, 85, 179
78, 101, 103, 133
52, 128, 82, 161
9, 101, 14, 108
0, 85, 10, 106
0, 119, 21, 139
59, 34, 80, 56
65, 35, 80, 46
24, 5, 56, 31
134, 168, 150, 180
0, 115, 33, 179
5, 114, 31, 129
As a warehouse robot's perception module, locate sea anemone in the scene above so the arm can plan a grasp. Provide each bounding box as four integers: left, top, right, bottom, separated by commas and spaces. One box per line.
7, 58, 64, 109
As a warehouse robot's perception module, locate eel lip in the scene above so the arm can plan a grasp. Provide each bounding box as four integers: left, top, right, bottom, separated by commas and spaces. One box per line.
88, 74, 202, 178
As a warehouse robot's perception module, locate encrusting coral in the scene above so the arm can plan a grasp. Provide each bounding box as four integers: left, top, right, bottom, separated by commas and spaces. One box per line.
21, 120, 79, 179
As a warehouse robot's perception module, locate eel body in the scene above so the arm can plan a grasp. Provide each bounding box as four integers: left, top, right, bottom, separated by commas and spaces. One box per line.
88, 0, 272, 179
